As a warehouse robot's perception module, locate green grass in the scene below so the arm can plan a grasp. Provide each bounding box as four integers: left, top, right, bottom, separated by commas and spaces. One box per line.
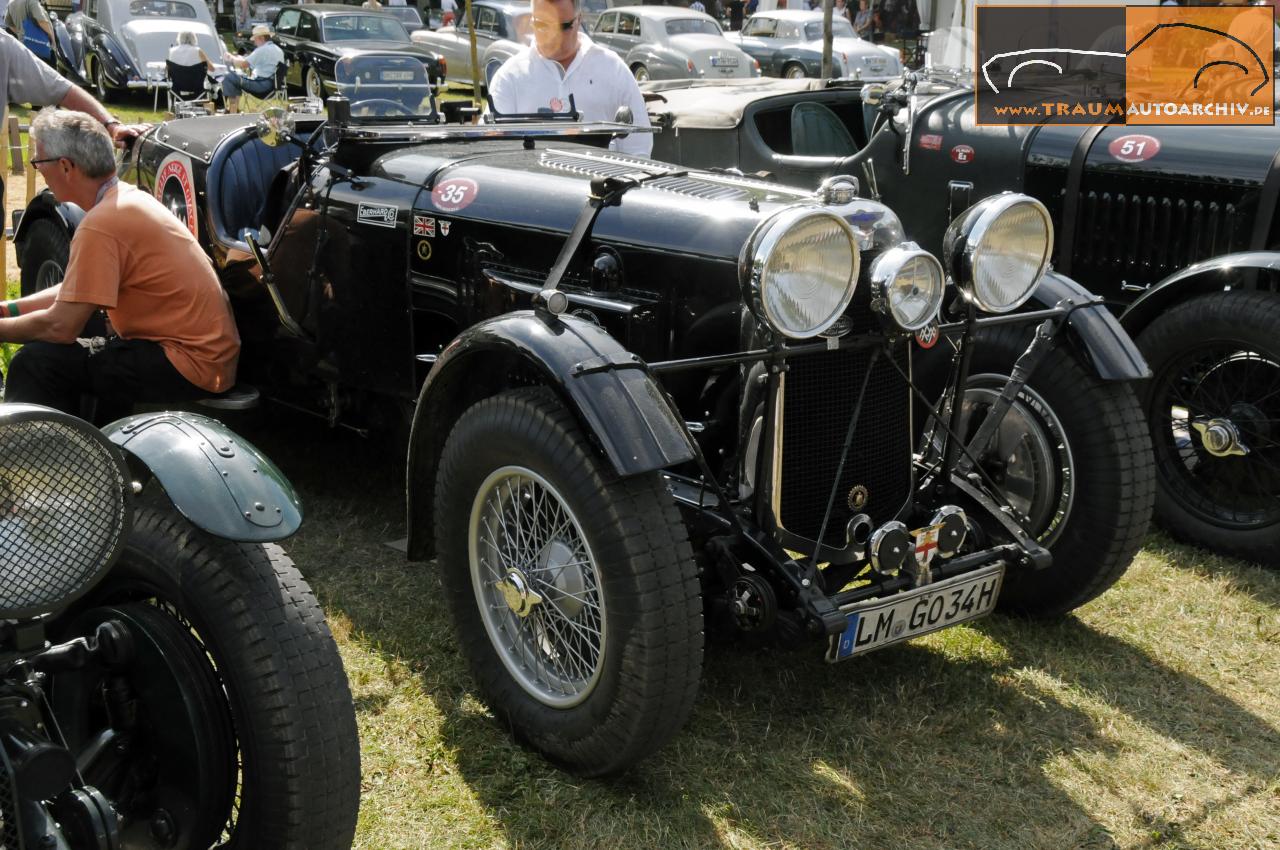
228, 412, 1280, 850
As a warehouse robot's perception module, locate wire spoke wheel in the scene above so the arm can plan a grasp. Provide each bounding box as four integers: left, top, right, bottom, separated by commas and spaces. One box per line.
960, 376, 1075, 547
436, 388, 703, 775
1148, 344, 1280, 529
469, 466, 606, 708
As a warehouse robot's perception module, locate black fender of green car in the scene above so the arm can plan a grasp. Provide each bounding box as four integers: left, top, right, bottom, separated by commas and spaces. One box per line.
12, 189, 83, 268
1118, 250, 1280, 337
1027, 270, 1151, 381
404, 311, 697, 561
102, 412, 303, 542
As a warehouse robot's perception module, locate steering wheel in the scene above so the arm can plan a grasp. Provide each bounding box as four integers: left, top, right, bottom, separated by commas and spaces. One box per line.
350, 98, 417, 117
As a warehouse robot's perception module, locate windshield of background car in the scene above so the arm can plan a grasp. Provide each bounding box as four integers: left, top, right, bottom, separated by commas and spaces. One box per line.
384, 7, 423, 28
127, 0, 196, 17
323, 14, 410, 43
333, 53, 435, 118
665, 18, 720, 37
804, 19, 855, 41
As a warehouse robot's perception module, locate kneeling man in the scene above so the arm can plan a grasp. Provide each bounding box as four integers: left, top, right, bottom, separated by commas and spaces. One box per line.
1, 109, 239, 423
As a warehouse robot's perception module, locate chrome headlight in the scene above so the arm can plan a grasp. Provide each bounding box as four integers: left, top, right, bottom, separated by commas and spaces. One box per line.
869, 242, 944, 331
943, 194, 1052, 313
740, 207, 860, 339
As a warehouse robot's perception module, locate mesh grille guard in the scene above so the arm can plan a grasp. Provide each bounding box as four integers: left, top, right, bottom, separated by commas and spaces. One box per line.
0, 405, 130, 620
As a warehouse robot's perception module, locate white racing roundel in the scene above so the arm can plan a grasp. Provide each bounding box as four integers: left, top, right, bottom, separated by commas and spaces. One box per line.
154, 152, 198, 240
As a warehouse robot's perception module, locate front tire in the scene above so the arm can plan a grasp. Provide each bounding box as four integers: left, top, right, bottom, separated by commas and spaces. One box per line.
18, 217, 70, 296
51, 507, 361, 850
305, 66, 324, 100
783, 62, 806, 79
632, 63, 651, 82
963, 327, 1155, 617
1136, 290, 1280, 564
435, 388, 703, 776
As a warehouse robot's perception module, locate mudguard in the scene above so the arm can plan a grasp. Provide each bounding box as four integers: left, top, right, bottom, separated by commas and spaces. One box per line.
1028, 271, 1150, 381
13, 190, 83, 261
405, 311, 697, 560
1119, 250, 1280, 336
102, 412, 303, 543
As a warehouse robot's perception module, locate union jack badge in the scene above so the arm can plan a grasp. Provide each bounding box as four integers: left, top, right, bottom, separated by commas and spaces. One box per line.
413, 215, 436, 237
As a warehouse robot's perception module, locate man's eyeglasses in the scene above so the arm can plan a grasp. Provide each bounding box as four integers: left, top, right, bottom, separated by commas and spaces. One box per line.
532, 15, 577, 33
30, 157, 65, 167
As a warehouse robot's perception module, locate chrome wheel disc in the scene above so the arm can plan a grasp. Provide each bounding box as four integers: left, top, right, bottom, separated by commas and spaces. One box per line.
306, 68, 322, 100
468, 466, 606, 708
962, 375, 1075, 546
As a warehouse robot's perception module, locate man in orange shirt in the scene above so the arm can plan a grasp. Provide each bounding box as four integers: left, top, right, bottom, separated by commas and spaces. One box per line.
0, 109, 239, 423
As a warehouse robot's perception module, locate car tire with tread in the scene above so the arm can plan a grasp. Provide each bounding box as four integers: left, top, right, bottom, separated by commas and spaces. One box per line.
56, 507, 362, 850
966, 326, 1155, 617
19, 217, 70, 297
434, 387, 703, 776
783, 62, 806, 79
1135, 289, 1280, 565
632, 63, 650, 82
92, 58, 114, 102
306, 66, 323, 101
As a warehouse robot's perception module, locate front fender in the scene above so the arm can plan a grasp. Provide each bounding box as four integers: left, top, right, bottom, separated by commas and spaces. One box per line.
1028, 271, 1150, 381
92, 33, 139, 84
1120, 250, 1280, 336
405, 311, 697, 561
103, 412, 303, 543
13, 189, 83, 265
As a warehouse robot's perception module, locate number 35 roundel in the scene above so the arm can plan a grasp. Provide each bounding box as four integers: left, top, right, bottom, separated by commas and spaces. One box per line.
154, 152, 199, 240
431, 177, 479, 212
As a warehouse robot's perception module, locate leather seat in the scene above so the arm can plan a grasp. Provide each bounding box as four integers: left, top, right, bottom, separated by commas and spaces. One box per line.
790, 102, 859, 158
206, 131, 300, 252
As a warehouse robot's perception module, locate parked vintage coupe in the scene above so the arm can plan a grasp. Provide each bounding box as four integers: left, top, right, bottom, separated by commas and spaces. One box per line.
593, 5, 759, 82
272, 4, 446, 103
410, 0, 530, 87
645, 66, 1280, 565
733, 9, 902, 80
66, 0, 227, 100
15, 95, 1154, 774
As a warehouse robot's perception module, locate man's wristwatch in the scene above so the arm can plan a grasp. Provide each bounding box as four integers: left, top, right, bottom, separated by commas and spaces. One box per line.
104, 119, 121, 131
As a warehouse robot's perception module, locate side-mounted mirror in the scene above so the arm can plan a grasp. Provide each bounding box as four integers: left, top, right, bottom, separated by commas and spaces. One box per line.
255, 106, 295, 148
613, 105, 633, 125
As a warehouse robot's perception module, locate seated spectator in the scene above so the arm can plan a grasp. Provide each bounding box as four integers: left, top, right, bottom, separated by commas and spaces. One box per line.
168, 30, 212, 71
220, 24, 284, 113
1, 109, 239, 424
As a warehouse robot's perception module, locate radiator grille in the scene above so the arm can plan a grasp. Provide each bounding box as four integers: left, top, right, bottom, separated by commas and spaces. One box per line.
1071, 189, 1248, 282
776, 341, 913, 546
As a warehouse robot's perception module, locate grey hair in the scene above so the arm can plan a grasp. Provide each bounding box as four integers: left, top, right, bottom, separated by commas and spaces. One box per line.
178, 30, 197, 45
30, 108, 116, 179
535, 0, 581, 10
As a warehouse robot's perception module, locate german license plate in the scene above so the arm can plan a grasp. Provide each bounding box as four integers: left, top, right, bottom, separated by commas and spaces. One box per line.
826, 563, 1004, 662
381, 70, 415, 81
710, 55, 738, 67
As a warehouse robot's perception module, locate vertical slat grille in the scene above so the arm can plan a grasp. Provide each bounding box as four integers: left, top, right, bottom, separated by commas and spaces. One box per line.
1073, 189, 1245, 282
776, 341, 913, 546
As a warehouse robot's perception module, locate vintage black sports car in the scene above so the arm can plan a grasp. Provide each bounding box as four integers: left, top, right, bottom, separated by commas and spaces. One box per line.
645, 72, 1280, 566
15, 95, 1154, 775
272, 4, 446, 104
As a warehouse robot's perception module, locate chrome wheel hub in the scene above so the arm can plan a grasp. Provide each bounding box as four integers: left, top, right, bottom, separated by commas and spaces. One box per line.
1192, 417, 1250, 458
494, 569, 543, 618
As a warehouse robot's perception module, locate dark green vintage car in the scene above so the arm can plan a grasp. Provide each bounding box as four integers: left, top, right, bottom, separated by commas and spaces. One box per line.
15, 93, 1154, 775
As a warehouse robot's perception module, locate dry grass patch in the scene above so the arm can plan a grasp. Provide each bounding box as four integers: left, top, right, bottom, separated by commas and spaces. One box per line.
234, 412, 1279, 850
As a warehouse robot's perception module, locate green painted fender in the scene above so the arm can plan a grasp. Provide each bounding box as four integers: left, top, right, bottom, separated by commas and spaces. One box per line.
102, 412, 303, 542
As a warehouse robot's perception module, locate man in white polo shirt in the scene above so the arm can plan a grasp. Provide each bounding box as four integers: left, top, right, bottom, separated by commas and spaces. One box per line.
489, 0, 652, 157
